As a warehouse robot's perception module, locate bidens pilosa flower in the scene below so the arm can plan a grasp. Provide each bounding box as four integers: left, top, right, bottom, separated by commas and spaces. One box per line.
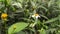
1, 13, 8, 20
32, 13, 40, 18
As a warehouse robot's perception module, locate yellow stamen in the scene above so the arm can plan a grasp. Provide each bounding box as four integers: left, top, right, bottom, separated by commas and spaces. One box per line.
34, 13, 39, 16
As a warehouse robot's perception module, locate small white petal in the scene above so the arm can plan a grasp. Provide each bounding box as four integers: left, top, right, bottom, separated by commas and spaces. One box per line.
36, 15, 40, 18
36, 16, 38, 18
32, 15, 35, 17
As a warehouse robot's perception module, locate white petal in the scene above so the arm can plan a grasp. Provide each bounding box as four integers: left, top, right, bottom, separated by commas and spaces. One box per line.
36, 16, 40, 18
32, 15, 35, 17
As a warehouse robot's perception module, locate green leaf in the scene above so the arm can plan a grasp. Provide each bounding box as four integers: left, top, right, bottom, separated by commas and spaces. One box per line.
38, 28, 46, 34
0, 0, 4, 2
40, 15, 48, 19
44, 16, 59, 23
17, 0, 23, 3
56, 0, 60, 8
48, 0, 55, 7
6, 0, 12, 5
16, 31, 26, 34
12, 2, 22, 8
8, 22, 29, 34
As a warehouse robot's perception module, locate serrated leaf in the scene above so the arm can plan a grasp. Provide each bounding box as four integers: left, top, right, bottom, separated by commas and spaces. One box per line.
8, 22, 29, 34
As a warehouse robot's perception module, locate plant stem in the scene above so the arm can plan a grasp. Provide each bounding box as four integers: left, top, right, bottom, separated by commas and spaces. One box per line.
4, 21, 7, 34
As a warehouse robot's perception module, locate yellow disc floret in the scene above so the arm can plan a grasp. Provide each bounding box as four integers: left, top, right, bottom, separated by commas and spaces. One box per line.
1, 13, 8, 20
34, 13, 39, 16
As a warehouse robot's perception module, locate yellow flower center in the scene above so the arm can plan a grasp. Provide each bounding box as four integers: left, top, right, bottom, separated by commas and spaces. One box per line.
34, 13, 39, 16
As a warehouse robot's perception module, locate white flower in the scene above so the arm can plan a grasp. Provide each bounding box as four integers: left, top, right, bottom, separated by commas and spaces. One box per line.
32, 13, 40, 18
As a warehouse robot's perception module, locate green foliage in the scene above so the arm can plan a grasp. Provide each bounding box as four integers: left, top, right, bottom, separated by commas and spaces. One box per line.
38, 28, 46, 34
44, 16, 59, 23
0, 0, 60, 34
8, 22, 29, 34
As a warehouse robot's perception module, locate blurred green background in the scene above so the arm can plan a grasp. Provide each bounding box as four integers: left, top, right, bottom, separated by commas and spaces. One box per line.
0, 0, 60, 34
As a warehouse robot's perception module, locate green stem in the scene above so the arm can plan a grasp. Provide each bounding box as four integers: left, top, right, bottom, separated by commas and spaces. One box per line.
3, 20, 7, 34
32, 18, 38, 27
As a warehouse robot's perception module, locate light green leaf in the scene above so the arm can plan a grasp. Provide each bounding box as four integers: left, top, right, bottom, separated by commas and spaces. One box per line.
0, 0, 4, 2
16, 31, 26, 34
17, 0, 23, 3
12, 2, 22, 8
38, 28, 46, 34
8, 22, 29, 34
56, 0, 60, 8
